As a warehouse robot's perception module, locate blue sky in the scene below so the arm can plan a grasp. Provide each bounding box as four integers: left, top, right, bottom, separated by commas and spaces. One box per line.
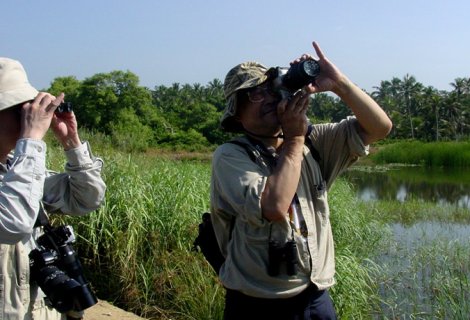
2, 0, 469, 92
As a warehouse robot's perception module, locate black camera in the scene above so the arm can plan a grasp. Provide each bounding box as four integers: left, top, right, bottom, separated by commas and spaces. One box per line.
267, 239, 298, 277
29, 225, 97, 313
269, 60, 320, 99
56, 102, 73, 113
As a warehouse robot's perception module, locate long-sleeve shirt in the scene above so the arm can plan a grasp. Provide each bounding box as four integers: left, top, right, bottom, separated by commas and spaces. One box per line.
0, 138, 106, 320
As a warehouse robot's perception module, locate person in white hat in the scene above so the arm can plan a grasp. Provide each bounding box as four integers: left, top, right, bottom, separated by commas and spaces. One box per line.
0, 57, 106, 319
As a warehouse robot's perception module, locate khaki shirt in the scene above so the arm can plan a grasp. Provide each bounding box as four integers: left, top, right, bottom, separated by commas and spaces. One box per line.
210, 117, 368, 298
0, 139, 106, 320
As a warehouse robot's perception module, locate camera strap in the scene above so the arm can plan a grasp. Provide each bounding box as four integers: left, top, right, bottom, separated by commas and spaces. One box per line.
236, 124, 320, 163
33, 202, 51, 228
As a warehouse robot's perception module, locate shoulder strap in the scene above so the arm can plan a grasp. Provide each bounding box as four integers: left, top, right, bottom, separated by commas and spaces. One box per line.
225, 140, 258, 163
227, 125, 321, 166
226, 139, 274, 171
305, 124, 321, 163
34, 202, 50, 228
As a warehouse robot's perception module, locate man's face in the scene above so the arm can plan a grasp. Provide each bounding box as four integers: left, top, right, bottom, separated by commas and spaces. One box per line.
0, 104, 22, 151
237, 84, 282, 136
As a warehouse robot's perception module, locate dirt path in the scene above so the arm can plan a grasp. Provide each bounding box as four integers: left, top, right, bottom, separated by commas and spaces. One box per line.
84, 300, 146, 320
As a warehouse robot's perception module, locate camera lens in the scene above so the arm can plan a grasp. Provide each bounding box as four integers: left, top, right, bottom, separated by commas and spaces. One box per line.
29, 227, 98, 313
34, 265, 82, 313
282, 60, 320, 91
302, 60, 321, 78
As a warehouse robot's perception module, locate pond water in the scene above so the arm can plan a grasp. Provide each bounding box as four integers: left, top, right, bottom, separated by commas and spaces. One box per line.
344, 165, 470, 317
343, 165, 470, 209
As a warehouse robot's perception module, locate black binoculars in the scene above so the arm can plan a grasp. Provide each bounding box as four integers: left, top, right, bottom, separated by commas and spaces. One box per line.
268, 239, 299, 276
56, 102, 73, 113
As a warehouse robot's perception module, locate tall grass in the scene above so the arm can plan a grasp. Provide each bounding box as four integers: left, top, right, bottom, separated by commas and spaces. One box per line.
46, 138, 389, 319
328, 181, 389, 318
373, 233, 470, 319
372, 141, 470, 167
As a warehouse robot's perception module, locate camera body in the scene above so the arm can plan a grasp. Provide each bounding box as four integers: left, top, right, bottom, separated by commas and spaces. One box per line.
267, 239, 298, 277
269, 60, 320, 99
56, 102, 73, 113
29, 225, 97, 313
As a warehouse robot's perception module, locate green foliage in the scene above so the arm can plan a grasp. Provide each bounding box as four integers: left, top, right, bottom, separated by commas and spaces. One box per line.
372, 140, 470, 167
45, 138, 470, 318
372, 75, 470, 141
47, 70, 469, 151
75, 70, 154, 133
58, 151, 389, 319
48, 76, 81, 99
65, 152, 222, 319
309, 93, 353, 122
158, 129, 210, 151
109, 108, 154, 152
328, 180, 388, 317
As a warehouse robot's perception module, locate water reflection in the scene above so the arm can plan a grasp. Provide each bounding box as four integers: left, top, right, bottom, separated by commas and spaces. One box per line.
391, 221, 470, 246
350, 165, 470, 317
344, 165, 470, 209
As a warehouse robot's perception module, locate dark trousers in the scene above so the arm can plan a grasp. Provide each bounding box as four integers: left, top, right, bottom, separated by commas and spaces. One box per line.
223, 285, 337, 320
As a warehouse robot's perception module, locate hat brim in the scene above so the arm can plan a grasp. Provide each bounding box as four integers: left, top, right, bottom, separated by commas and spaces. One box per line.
0, 84, 38, 111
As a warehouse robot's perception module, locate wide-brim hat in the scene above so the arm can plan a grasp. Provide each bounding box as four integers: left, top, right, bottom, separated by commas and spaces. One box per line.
220, 61, 268, 132
0, 57, 38, 111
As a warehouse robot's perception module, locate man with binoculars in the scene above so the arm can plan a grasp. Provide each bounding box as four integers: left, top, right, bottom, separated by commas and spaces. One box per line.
0, 58, 106, 319
210, 41, 392, 319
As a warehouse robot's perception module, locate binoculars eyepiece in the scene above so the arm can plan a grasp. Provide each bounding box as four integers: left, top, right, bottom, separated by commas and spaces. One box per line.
56, 102, 73, 113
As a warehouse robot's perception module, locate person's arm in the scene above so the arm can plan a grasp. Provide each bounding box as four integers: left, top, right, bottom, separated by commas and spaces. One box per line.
332, 76, 392, 145
304, 41, 392, 145
0, 92, 63, 244
43, 94, 106, 214
50, 99, 82, 151
261, 91, 310, 221
0, 140, 47, 244
42, 142, 106, 215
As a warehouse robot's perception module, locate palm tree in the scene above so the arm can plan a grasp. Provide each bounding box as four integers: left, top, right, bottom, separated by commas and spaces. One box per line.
399, 74, 423, 139
450, 77, 470, 96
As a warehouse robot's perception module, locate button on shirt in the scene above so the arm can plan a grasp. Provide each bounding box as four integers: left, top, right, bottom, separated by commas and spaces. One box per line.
210, 117, 368, 299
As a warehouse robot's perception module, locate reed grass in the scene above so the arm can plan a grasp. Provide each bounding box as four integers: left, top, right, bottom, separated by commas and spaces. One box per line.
328, 181, 389, 318
41, 138, 389, 319
46, 134, 470, 319
372, 141, 470, 167
368, 198, 470, 225
360, 196, 470, 319
375, 237, 470, 319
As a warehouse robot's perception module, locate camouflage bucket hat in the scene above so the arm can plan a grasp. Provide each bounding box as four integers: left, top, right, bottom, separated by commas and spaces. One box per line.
220, 62, 268, 132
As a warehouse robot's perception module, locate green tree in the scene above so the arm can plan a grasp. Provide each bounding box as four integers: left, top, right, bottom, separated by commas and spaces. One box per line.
48, 76, 82, 109
399, 74, 423, 139
109, 108, 154, 152
75, 71, 152, 132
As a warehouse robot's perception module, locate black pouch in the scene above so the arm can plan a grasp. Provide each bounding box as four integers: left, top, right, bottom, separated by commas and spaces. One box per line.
193, 212, 225, 275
